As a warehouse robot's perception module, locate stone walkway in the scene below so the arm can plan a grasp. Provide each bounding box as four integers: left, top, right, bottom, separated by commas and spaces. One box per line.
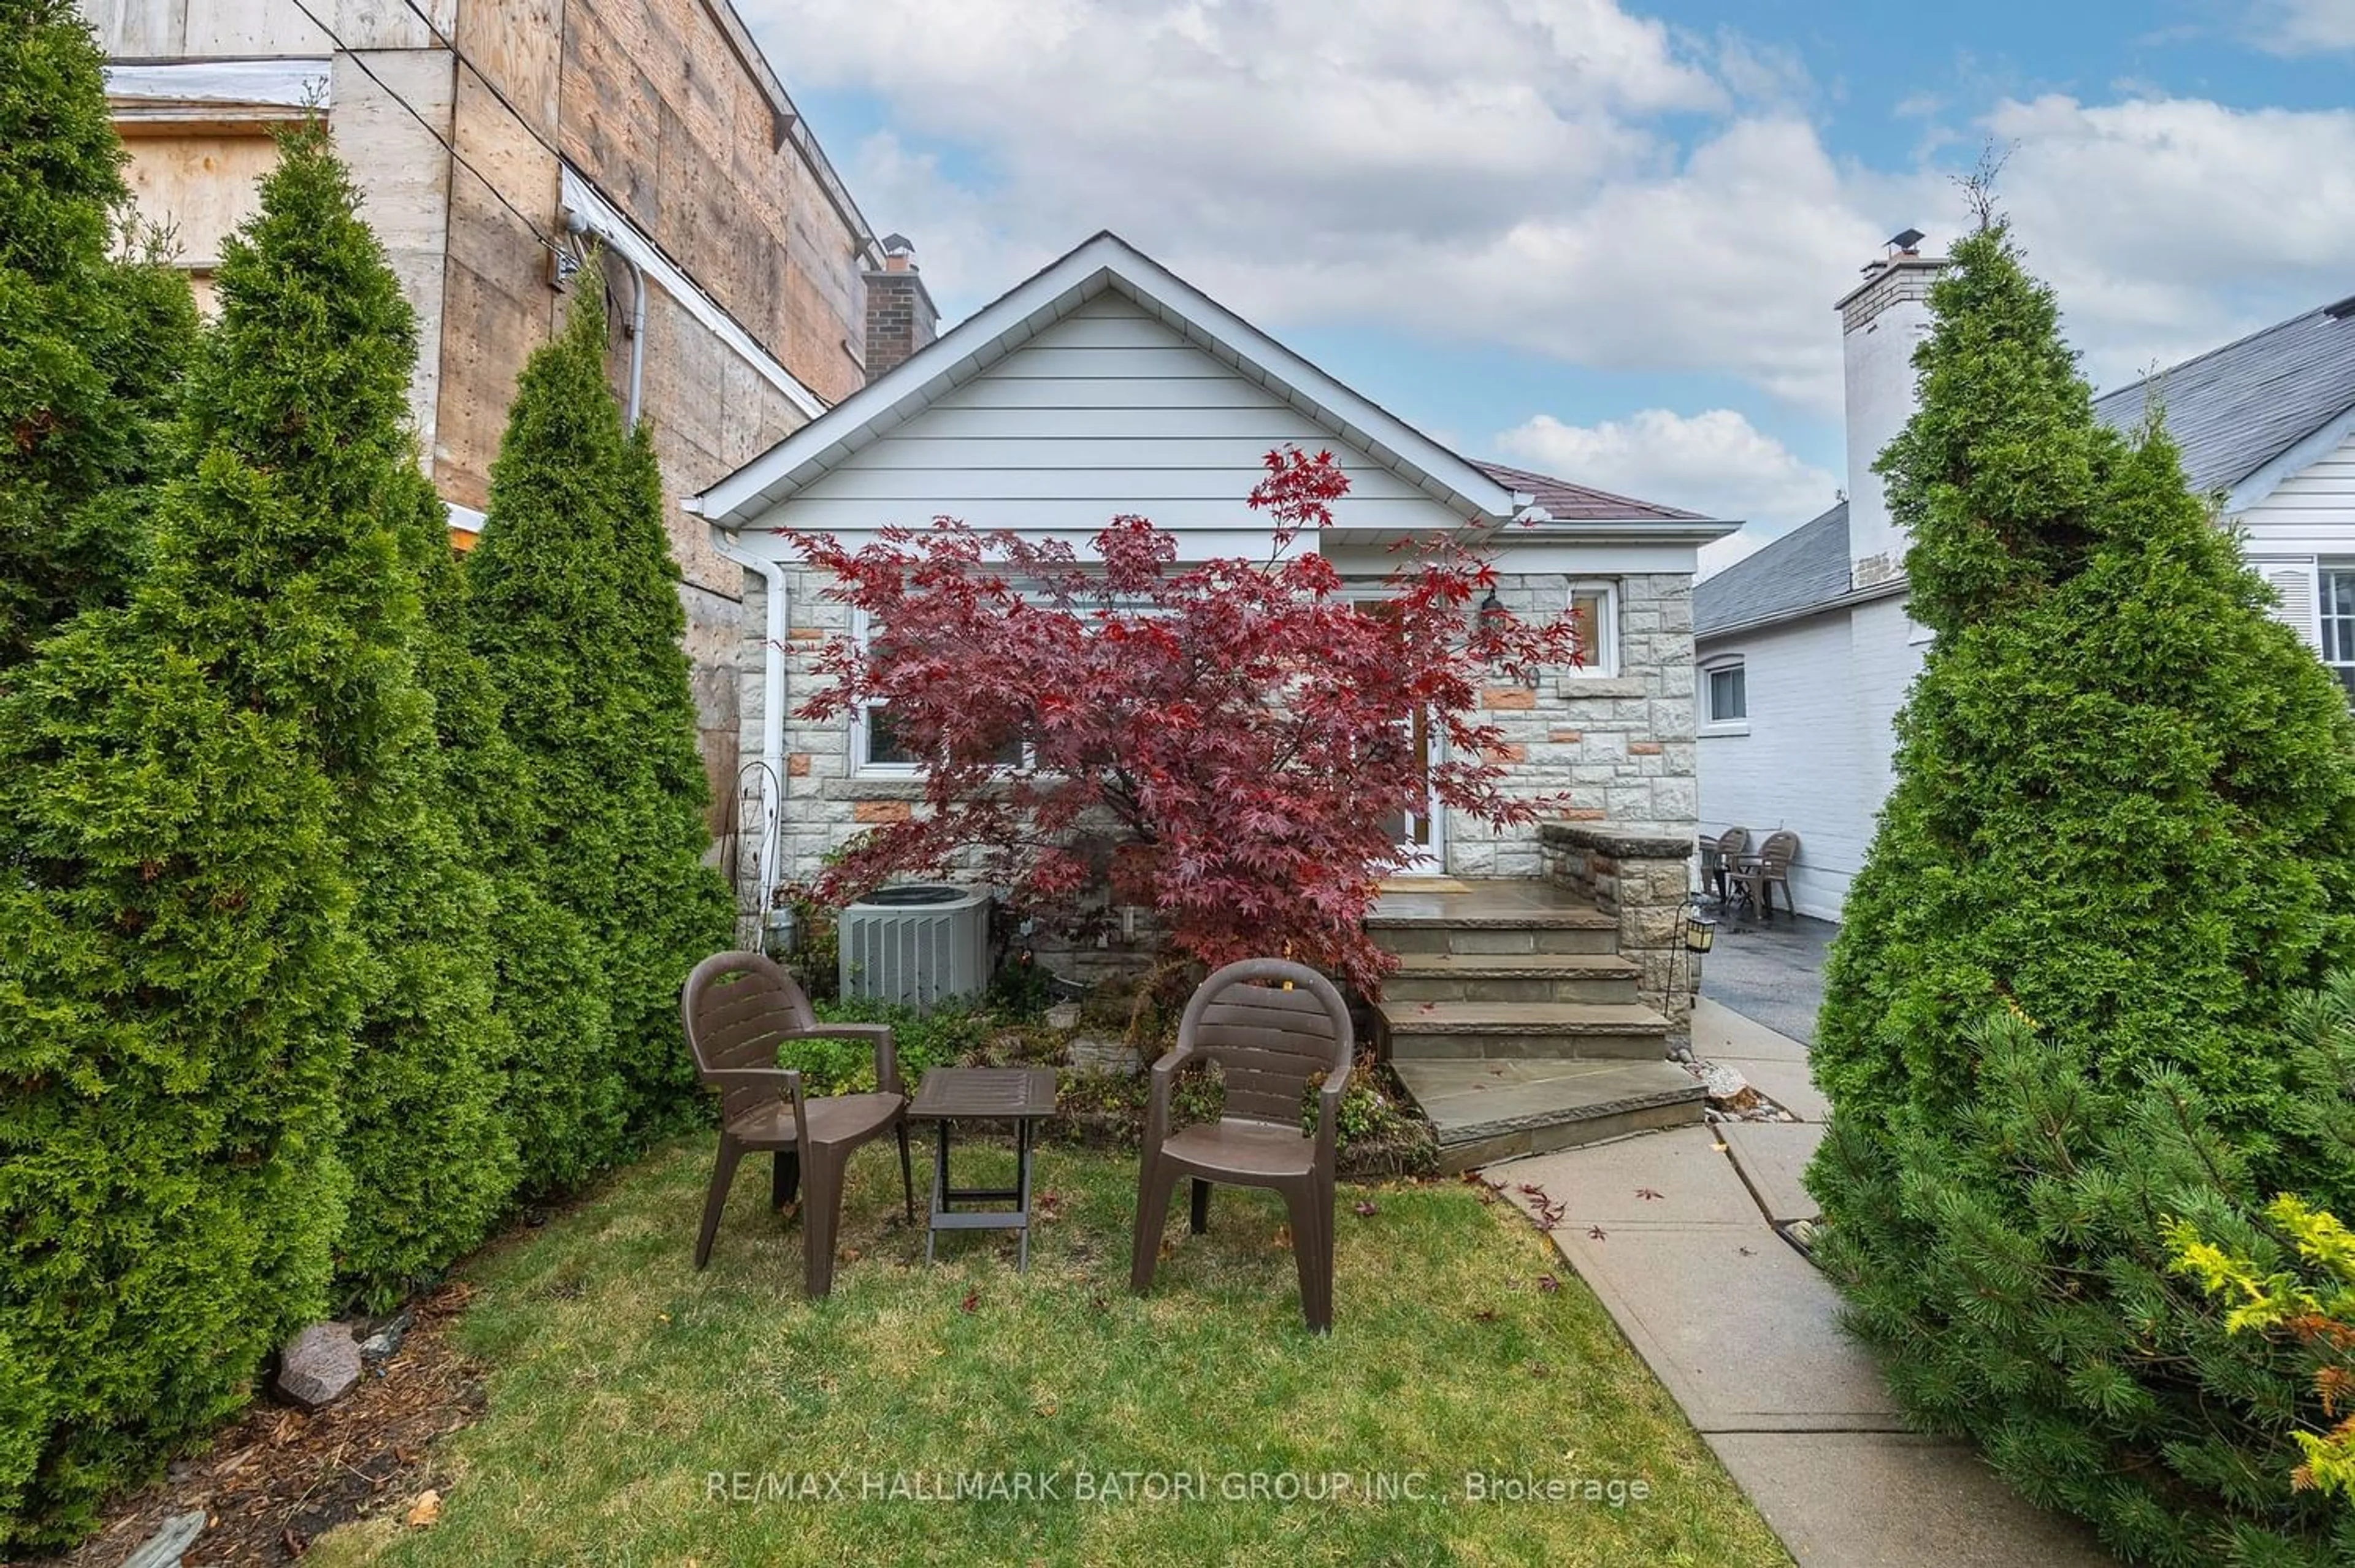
1497, 998, 2116, 1567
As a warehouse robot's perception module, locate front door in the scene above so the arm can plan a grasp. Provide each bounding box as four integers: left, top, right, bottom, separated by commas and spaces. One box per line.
1354, 595, 1446, 874
1379, 706, 1444, 873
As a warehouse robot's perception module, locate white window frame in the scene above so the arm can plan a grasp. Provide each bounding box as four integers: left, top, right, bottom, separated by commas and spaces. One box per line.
2321, 563, 2355, 703
1699, 657, 1748, 736
1564, 580, 1620, 679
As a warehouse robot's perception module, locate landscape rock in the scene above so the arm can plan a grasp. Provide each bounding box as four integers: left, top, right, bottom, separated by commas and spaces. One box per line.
1044, 1002, 1081, 1031
1699, 1061, 1750, 1102
358, 1307, 415, 1361
120, 1509, 207, 1568
1065, 1034, 1140, 1077
274, 1322, 361, 1411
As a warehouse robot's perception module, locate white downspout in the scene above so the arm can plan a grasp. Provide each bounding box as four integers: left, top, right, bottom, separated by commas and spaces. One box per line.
707, 522, 787, 912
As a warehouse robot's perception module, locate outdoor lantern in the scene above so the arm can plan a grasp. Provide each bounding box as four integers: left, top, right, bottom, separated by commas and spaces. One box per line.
1683, 912, 1717, 954
1476, 587, 1509, 640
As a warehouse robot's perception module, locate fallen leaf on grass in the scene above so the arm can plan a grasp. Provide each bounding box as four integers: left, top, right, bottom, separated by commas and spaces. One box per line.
1528, 1361, 1550, 1378
406, 1490, 442, 1528
1354, 1200, 1379, 1218
1271, 1223, 1293, 1251
1536, 1274, 1563, 1294
959, 1288, 980, 1314
1472, 1308, 1499, 1323
283, 1526, 310, 1558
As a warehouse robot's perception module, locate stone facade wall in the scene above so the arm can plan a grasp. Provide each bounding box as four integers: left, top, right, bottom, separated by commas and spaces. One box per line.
1442, 572, 1699, 877
745, 565, 1704, 907
1539, 823, 1698, 1031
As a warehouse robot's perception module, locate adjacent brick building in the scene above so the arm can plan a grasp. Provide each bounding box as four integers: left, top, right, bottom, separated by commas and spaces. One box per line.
86, 0, 886, 841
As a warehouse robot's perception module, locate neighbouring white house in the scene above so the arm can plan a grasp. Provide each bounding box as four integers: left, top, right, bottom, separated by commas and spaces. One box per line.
1694, 236, 2355, 922
688, 231, 1737, 919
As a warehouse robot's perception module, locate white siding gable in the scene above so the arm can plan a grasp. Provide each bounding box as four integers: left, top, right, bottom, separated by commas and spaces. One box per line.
2236, 426, 2355, 557
760, 293, 1472, 551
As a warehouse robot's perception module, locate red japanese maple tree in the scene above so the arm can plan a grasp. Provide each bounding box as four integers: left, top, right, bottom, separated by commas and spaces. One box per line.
788, 448, 1579, 995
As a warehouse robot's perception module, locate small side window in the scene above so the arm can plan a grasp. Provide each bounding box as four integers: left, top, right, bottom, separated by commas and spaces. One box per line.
1702, 661, 1747, 729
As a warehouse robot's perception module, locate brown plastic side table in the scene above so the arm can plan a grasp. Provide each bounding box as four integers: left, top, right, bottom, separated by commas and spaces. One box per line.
908, 1066, 1058, 1271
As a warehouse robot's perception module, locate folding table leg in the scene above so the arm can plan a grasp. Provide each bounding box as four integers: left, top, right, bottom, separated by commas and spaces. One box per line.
927, 1119, 950, 1265
1016, 1116, 1034, 1272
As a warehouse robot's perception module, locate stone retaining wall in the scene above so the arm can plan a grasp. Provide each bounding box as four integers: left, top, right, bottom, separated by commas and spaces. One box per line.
1540, 821, 1698, 1032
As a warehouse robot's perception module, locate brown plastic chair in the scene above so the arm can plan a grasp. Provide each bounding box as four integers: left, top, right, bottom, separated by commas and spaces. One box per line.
1129, 958, 1353, 1332
1699, 826, 1750, 909
1729, 830, 1800, 920
680, 950, 914, 1297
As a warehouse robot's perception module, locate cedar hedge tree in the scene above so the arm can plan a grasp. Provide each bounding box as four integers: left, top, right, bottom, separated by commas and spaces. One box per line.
0, 0, 197, 664
467, 262, 731, 1171
157, 129, 515, 1314
1807, 216, 2355, 1562
397, 465, 615, 1195
0, 134, 381, 1543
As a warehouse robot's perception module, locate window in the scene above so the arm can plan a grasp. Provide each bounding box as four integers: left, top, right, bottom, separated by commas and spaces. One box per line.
1702, 660, 1747, 731
849, 609, 1030, 774
2323, 567, 2355, 702
1566, 582, 1618, 678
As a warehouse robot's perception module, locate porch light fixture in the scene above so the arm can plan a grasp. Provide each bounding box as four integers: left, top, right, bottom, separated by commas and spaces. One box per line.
1672, 901, 1717, 1006
1476, 587, 1507, 638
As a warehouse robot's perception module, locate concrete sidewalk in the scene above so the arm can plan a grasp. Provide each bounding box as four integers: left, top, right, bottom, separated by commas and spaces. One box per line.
1496, 1000, 2116, 1567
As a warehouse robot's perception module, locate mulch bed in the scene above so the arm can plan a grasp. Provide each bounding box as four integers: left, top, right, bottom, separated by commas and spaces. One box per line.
56, 1285, 485, 1567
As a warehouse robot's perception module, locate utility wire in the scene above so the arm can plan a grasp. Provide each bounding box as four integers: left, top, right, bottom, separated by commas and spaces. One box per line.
280, 0, 561, 258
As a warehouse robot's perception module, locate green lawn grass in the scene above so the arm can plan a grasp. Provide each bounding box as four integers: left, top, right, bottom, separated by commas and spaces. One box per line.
313, 1136, 1788, 1567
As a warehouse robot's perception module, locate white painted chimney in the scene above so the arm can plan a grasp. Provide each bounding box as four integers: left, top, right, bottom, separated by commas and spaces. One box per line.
1834, 229, 1945, 588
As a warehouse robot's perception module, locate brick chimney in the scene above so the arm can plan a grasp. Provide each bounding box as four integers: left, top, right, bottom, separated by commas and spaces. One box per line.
1834, 228, 1946, 589
862, 233, 938, 383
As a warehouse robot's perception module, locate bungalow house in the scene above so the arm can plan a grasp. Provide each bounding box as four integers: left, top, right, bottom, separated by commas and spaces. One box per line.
692, 231, 1733, 904
689, 233, 1738, 1165
1694, 241, 2355, 921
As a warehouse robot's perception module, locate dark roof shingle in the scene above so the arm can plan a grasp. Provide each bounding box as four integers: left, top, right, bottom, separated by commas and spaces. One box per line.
1469, 459, 1710, 522
1693, 502, 1850, 638
2092, 301, 2355, 495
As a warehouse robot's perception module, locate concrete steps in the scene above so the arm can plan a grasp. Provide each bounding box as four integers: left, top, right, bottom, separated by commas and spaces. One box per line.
1366, 878, 1701, 1160
1392, 1058, 1707, 1172
1378, 1000, 1673, 1061
1365, 904, 1618, 956
1384, 952, 1641, 1005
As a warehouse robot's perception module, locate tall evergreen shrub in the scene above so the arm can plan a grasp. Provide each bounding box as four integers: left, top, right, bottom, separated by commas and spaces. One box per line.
332, 463, 516, 1308
0, 127, 521, 1539
0, 135, 385, 1542
397, 470, 613, 1193
0, 0, 196, 662
467, 269, 730, 1169
1808, 217, 2355, 1561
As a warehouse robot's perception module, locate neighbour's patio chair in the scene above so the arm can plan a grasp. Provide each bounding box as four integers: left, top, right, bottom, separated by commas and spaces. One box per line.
680, 950, 914, 1297
1729, 831, 1801, 922
1129, 958, 1353, 1332
1699, 827, 1750, 909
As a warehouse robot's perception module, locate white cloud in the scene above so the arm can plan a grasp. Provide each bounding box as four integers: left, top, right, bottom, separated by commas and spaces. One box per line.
1969, 94, 2355, 389
1493, 408, 1839, 576
2247, 0, 2355, 54
765, 0, 1881, 415
764, 1, 2355, 522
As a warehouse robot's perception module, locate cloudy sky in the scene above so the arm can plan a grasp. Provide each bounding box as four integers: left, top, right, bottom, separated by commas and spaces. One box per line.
745, 0, 2355, 572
